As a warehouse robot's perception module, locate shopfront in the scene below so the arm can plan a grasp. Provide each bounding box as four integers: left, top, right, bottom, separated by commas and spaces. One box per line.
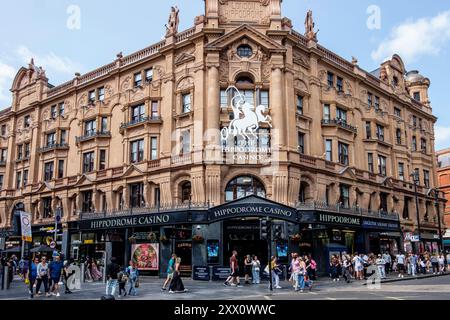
73, 195, 401, 278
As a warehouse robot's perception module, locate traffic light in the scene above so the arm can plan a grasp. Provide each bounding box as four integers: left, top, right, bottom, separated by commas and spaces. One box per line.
260, 219, 270, 240
274, 224, 282, 240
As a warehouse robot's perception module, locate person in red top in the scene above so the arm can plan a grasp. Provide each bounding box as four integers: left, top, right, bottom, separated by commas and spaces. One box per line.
224, 251, 241, 287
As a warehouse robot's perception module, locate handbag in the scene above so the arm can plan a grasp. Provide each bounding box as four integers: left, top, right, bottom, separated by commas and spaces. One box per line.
134, 279, 140, 288
263, 265, 270, 275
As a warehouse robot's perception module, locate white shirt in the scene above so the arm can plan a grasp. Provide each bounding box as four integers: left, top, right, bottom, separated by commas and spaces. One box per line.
396, 254, 405, 264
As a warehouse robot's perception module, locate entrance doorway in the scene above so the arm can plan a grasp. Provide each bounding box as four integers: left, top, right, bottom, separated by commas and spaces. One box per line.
223, 219, 268, 272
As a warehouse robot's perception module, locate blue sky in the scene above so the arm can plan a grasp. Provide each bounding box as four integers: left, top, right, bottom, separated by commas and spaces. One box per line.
0, 0, 449, 149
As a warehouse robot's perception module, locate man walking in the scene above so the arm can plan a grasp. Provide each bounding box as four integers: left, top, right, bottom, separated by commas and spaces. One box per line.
162, 254, 176, 291
49, 255, 63, 297
105, 257, 121, 298
224, 251, 241, 287
396, 252, 406, 278
409, 253, 418, 277
382, 252, 391, 274
375, 254, 386, 279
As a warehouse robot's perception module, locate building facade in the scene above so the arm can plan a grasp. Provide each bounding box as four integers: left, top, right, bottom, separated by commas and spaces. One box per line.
0, 0, 445, 276
437, 149, 450, 250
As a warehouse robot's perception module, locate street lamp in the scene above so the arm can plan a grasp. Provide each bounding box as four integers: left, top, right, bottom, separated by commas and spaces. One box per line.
434, 189, 448, 270
410, 171, 422, 254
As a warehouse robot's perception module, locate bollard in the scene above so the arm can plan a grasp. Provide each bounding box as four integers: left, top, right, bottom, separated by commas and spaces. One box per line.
81, 263, 85, 283
4, 266, 9, 290
209, 266, 214, 282
1, 266, 5, 290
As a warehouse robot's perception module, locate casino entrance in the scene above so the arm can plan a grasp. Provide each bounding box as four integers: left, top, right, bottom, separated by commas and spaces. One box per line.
223, 218, 268, 270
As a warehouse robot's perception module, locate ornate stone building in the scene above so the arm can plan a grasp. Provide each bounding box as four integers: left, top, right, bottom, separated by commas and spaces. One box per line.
437, 149, 450, 250
0, 0, 445, 273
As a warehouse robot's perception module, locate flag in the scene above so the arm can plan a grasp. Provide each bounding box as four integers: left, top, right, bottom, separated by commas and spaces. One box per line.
20, 211, 32, 243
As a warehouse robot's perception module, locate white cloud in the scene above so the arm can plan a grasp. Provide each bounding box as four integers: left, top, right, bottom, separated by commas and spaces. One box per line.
16, 45, 81, 75
371, 11, 450, 63
0, 61, 15, 106
435, 125, 450, 151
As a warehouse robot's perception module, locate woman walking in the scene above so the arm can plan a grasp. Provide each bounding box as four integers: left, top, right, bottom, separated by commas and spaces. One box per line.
330, 255, 340, 282
251, 255, 261, 284
297, 257, 307, 292
169, 257, 188, 293
244, 255, 252, 285
28, 257, 39, 298
269, 256, 282, 289
90, 260, 103, 281
291, 254, 300, 291
36, 257, 50, 297
126, 261, 140, 296
438, 253, 445, 274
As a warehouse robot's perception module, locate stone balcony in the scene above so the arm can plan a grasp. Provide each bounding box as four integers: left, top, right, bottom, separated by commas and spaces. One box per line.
37, 143, 69, 154
321, 119, 357, 134
120, 116, 162, 132
75, 131, 111, 144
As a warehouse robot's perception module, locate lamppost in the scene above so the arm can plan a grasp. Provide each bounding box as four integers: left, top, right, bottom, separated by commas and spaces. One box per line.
411, 171, 422, 253
434, 188, 447, 270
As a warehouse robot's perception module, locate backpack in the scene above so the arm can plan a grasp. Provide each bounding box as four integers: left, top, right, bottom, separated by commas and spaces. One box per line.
310, 260, 317, 269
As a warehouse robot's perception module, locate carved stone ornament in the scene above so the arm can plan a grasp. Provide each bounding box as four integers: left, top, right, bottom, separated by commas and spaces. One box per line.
177, 77, 194, 91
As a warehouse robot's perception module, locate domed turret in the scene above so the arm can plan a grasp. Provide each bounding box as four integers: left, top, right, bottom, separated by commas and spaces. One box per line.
405, 70, 430, 106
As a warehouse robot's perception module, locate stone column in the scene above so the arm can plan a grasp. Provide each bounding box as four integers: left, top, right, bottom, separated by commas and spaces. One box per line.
270, 66, 286, 160
205, 54, 221, 162
205, 165, 221, 207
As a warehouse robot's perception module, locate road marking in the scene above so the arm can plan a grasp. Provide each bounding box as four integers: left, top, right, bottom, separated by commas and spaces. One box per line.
264, 296, 272, 300
325, 297, 337, 300
386, 296, 405, 300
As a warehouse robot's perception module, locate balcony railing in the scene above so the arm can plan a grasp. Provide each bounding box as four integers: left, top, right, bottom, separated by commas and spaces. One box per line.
321, 119, 357, 133
76, 131, 111, 143
296, 201, 399, 221
37, 143, 69, 153
120, 116, 162, 129
79, 202, 211, 220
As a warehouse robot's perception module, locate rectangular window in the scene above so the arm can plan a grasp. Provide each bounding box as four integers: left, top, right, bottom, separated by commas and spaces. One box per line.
298, 132, 305, 154
83, 152, 95, 173
338, 142, 349, 166
154, 187, 160, 207
182, 93, 192, 113
24, 143, 30, 158
396, 128, 402, 144
44, 161, 54, 181
323, 104, 331, 121
181, 130, 191, 154
134, 72, 142, 87
398, 162, 405, 181
58, 160, 64, 179
378, 155, 387, 176
339, 184, 350, 208
337, 77, 343, 92
131, 104, 145, 122
325, 139, 333, 162
58, 102, 65, 116
336, 107, 347, 123
130, 183, 144, 208
0, 175, 3, 189
258, 129, 270, 149
414, 168, 420, 183
327, 71, 334, 87
367, 92, 373, 106
423, 170, 430, 188
60, 130, 67, 145
24, 115, 31, 128
98, 87, 105, 102
419, 118, 423, 130
82, 191, 93, 213
46, 132, 56, 147
413, 92, 421, 102
88, 90, 96, 103
394, 107, 401, 117
365, 122, 372, 139
101, 117, 108, 133
0, 149, 7, 162
17, 145, 23, 160
43, 197, 53, 218
51, 105, 57, 119
420, 138, 427, 153
412, 136, 417, 151
242, 90, 254, 106
130, 139, 144, 163
380, 193, 388, 212
374, 96, 380, 110
260, 90, 269, 108
296, 95, 303, 114
368, 153, 374, 173
99, 150, 106, 170
376, 124, 385, 141
16, 171, 22, 189
145, 68, 153, 82
220, 89, 228, 108
150, 137, 158, 160
151, 101, 159, 119
412, 116, 417, 127
84, 120, 97, 136
1, 125, 6, 136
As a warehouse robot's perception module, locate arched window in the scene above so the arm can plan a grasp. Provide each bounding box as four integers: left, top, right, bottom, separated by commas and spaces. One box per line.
237, 45, 253, 58
181, 182, 192, 203
225, 176, 266, 202
299, 182, 308, 203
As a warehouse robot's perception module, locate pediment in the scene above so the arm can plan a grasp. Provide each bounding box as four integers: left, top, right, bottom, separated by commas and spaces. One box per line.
380, 177, 394, 188
175, 52, 195, 66
338, 167, 357, 180
37, 182, 54, 193
206, 24, 286, 52
122, 164, 145, 178
212, 194, 293, 210
74, 174, 95, 187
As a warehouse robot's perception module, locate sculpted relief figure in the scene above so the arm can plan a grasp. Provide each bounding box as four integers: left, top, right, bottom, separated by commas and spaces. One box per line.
166, 6, 180, 36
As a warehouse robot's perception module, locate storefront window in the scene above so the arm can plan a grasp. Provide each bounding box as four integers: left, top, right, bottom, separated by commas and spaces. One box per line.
225, 176, 266, 202
181, 182, 192, 203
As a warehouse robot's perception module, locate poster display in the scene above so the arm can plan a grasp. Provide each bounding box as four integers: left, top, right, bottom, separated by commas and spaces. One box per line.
20, 211, 32, 243
131, 243, 159, 271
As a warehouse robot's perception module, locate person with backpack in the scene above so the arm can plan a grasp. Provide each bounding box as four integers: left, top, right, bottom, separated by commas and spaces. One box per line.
105, 257, 121, 298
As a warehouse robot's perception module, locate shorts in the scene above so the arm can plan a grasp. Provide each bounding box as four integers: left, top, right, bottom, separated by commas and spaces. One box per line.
167, 273, 174, 279
230, 271, 238, 277
51, 276, 61, 284
397, 264, 405, 271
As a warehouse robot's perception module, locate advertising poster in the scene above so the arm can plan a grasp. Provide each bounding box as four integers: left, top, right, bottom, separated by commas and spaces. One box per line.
131, 243, 159, 271
20, 211, 32, 243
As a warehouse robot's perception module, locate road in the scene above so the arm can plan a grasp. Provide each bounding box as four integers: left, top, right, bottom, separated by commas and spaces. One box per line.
1, 274, 449, 300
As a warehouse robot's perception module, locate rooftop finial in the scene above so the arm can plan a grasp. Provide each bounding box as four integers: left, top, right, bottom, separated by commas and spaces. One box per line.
165, 5, 180, 37
304, 9, 318, 42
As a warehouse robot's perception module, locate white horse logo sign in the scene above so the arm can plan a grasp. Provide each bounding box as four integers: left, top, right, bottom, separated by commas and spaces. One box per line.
221, 86, 272, 142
